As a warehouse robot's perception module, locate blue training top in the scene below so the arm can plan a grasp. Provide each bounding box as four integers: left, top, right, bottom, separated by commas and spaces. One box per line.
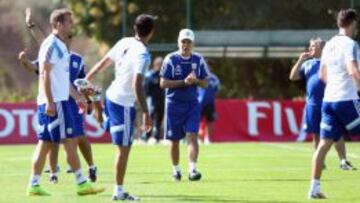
160, 51, 208, 102
198, 72, 220, 106
299, 58, 325, 106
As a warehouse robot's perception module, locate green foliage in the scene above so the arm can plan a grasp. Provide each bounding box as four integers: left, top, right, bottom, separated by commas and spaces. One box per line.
64, 0, 124, 46
62, 0, 360, 99
212, 58, 304, 99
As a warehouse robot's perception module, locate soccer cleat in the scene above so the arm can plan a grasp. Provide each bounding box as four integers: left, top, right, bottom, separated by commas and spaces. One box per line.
172, 171, 182, 181
340, 160, 357, 170
89, 167, 97, 182
49, 175, 58, 184
188, 170, 202, 181
77, 182, 105, 196
308, 191, 327, 199
112, 193, 140, 201
26, 185, 51, 196
44, 165, 60, 174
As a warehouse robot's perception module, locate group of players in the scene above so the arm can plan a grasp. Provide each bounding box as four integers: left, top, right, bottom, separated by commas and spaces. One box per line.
20, 7, 217, 201
19, 5, 360, 201
290, 8, 360, 199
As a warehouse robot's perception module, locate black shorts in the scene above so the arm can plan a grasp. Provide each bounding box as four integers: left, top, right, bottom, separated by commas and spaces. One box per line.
201, 103, 216, 122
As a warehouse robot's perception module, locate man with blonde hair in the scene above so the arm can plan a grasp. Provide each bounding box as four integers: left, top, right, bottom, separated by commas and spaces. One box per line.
26, 8, 103, 196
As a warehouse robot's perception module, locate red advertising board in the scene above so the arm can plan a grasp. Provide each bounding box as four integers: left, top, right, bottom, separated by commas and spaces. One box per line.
0, 103, 111, 144
0, 100, 310, 144
211, 99, 308, 142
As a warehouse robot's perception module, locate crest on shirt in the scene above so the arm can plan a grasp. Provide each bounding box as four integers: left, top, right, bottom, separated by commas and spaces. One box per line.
72, 61, 78, 69
67, 128, 73, 135
175, 65, 182, 75
191, 63, 197, 72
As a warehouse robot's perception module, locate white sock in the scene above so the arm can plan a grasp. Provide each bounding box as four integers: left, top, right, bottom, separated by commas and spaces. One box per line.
341, 159, 347, 165
30, 174, 41, 186
189, 161, 196, 172
173, 165, 181, 173
74, 169, 87, 184
310, 179, 320, 193
89, 165, 96, 170
50, 172, 58, 177
114, 185, 124, 196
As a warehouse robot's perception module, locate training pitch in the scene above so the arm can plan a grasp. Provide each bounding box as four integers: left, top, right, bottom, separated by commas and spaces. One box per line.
1, 142, 360, 203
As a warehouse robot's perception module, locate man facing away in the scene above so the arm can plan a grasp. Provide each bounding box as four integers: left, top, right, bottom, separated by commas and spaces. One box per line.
86, 14, 155, 201
308, 9, 360, 199
289, 37, 355, 170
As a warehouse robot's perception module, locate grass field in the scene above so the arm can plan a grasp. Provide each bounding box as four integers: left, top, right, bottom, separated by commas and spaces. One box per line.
1, 142, 360, 203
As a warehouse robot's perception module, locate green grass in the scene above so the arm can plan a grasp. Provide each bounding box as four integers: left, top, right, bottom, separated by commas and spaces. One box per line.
1, 142, 360, 203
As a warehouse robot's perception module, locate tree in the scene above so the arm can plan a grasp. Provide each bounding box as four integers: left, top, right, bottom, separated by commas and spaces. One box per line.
63, 0, 358, 99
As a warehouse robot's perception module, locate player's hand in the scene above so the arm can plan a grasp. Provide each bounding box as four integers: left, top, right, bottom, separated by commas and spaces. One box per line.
299, 52, 312, 61
25, 8, 34, 27
93, 101, 104, 125
142, 113, 152, 133
76, 98, 87, 114
18, 50, 28, 62
185, 71, 198, 85
45, 102, 56, 117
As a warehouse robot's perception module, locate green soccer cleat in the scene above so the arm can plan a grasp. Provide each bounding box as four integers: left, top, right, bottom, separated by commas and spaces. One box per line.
26, 185, 51, 196
77, 182, 105, 196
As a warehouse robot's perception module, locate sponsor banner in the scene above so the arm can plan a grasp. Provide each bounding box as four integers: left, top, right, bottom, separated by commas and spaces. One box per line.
0, 100, 331, 144
210, 99, 308, 142
0, 103, 110, 144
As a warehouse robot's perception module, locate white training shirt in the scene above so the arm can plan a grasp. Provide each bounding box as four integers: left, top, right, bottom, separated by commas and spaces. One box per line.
37, 34, 70, 105
321, 35, 360, 102
105, 37, 151, 106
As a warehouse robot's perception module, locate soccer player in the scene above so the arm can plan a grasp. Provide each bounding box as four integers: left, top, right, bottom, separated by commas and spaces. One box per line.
85, 14, 154, 201
289, 37, 355, 170
198, 59, 220, 144
26, 8, 103, 196
308, 9, 360, 199
143, 56, 165, 144
160, 29, 208, 181
19, 8, 98, 183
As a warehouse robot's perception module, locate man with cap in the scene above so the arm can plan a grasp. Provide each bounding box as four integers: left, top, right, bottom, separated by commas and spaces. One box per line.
160, 29, 209, 182
86, 14, 155, 201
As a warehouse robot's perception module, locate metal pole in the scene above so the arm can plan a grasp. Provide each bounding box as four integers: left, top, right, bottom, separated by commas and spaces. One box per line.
121, 0, 127, 37
186, 0, 191, 28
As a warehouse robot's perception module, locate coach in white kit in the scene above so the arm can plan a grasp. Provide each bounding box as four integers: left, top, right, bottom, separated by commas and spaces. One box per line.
308, 8, 360, 199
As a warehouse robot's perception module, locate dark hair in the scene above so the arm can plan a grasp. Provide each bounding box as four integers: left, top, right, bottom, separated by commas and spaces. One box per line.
337, 9, 357, 28
50, 8, 72, 28
134, 14, 156, 37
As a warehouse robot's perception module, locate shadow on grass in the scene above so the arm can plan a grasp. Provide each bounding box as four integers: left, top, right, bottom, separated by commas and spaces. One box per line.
142, 194, 300, 203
